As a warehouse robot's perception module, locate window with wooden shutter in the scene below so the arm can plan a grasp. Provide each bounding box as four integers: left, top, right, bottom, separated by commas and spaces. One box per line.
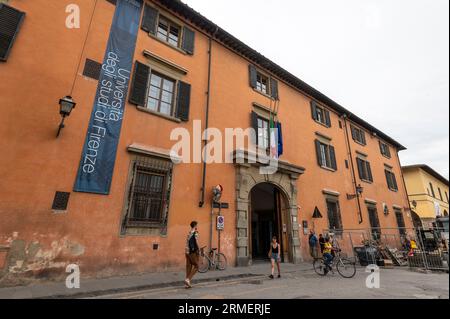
379, 141, 391, 158
0, 4, 25, 61
142, 4, 158, 35
310, 100, 331, 127
249, 65, 257, 89
182, 26, 195, 55
315, 140, 337, 171
357, 157, 373, 182
129, 61, 150, 106
270, 78, 279, 100
351, 125, 366, 145
176, 81, 191, 121
385, 169, 398, 191
251, 111, 259, 146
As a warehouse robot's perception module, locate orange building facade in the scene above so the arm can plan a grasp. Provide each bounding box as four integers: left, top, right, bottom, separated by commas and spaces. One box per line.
0, 0, 413, 282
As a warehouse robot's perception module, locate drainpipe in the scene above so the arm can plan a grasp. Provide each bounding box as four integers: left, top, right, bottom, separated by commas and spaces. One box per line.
342, 114, 364, 224
396, 151, 414, 225
199, 27, 219, 208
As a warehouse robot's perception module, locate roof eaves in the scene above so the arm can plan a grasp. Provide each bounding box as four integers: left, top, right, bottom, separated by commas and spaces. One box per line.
155, 0, 407, 151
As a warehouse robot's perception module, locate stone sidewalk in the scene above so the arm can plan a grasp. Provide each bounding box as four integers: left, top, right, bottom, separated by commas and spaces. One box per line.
0, 262, 310, 299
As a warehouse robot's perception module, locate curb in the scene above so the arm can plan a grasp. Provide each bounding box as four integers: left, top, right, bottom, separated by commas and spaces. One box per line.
36, 273, 263, 299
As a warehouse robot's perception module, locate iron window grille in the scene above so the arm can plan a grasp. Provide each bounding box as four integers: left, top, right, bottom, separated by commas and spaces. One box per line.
394, 209, 406, 236
123, 156, 173, 231
368, 206, 381, 240
326, 199, 343, 235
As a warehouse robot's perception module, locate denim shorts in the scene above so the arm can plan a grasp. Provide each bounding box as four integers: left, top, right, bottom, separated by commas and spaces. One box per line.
271, 253, 281, 261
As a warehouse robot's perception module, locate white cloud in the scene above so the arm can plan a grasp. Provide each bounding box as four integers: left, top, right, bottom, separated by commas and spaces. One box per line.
183, 0, 449, 178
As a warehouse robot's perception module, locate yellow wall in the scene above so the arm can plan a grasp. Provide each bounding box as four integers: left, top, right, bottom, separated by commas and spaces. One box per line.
403, 167, 449, 220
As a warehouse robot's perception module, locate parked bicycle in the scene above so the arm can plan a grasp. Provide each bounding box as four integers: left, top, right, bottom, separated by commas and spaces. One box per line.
313, 250, 356, 278
198, 246, 227, 273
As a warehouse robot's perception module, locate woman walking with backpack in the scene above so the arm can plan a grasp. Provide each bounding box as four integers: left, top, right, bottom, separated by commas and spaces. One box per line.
185, 221, 200, 288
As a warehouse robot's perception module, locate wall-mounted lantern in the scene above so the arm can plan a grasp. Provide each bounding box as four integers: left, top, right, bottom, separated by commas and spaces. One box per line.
347, 184, 364, 200
56, 96, 76, 137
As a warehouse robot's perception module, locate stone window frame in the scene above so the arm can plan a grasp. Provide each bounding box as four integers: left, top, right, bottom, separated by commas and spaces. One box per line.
120, 150, 175, 237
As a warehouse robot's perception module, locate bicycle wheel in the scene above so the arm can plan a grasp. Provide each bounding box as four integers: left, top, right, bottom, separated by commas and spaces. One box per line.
336, 258, 356, 278
313, 258, 327, 276
198, 254, 210, 273
216, 253, 227, 271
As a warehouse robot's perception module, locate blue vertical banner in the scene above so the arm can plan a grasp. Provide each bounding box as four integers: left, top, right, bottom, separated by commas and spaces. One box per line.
74, 0, 142, 194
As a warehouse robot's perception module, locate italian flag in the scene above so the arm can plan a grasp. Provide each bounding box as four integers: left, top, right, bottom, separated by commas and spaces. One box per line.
269, 114, 278, 159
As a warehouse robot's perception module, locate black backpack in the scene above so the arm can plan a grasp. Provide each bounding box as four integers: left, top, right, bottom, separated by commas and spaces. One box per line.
188, 233, 198, 253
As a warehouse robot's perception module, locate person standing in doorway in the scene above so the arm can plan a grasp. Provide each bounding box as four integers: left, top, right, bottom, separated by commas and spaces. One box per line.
309, 230, 319, 259
319, 234, 326, 255
185, 221, 200, 288
268, 236, 281, 279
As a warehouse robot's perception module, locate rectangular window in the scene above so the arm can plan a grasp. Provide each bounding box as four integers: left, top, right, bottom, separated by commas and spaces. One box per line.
385, 169, 398, 191
438, 187, 443, 201
445, 191, 449, 203
429, 183, 436, 198
379, 141, 391, 158
351, 125, 366, 145
367, 206, 381, 240
146, 71, 176, 116
156, 16, 180, 47
124, 158, 173, 229
257, 117, 270, 149
315, 140, 337, 170
326, 199, 343, 234
356, 157, 373, 182
310, 101, 331, 127
256, 72, 269, 95
394, 209, 406, 236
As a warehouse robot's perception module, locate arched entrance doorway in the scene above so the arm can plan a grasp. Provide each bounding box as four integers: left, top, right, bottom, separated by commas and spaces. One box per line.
249, 183, 290, 262
233, 149, 305, 266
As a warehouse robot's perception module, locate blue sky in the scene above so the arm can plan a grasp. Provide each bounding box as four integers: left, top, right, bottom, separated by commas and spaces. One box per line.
183, 0, 449, 178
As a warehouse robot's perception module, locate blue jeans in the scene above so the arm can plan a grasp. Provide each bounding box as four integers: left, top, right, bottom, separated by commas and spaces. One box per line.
323, 253, 334, 268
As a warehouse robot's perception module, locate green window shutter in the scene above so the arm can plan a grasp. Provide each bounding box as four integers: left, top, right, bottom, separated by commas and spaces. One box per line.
141, 4, 158, 34
361, 130, 367, 145
182, 26, 195, 55
310, 101, 318, 121
356, 158, 364, 180
392, 172, 398, 190
329, 145, 337, 170
129, 61, 150, 106
249, 65, 257, 89
385, 144, 391, 158
0, 4, 25, 61
366, 161, 373, 182
325, 109, 331, 127
385, 170, 391, 189
176, 81, 191, 121
315, 140, 323, 167
251, 112, 259, 146
270, 78, 279, 100
351, 127, 357, 141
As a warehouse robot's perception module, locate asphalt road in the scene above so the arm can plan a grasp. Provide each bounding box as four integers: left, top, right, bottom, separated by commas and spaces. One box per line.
88, 267, 449, 299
